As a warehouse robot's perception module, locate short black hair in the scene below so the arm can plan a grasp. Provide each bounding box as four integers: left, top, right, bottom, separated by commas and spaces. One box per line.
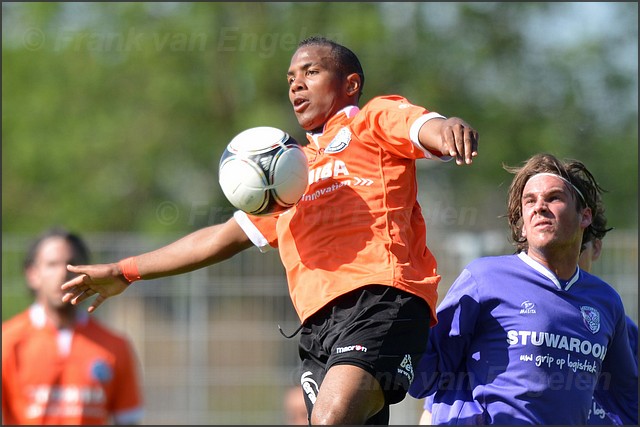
297, 36, 365, 98
23, 226, 91, 270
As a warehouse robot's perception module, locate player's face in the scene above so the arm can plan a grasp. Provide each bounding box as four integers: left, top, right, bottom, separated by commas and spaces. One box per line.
287, 45, 352, 132
27, 237, 76, 310
521, 174, 590, 258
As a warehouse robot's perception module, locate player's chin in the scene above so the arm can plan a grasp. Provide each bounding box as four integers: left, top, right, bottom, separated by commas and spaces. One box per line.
58, 299, 78, 311
295, 112, 319, 132
295, 117, 312, 131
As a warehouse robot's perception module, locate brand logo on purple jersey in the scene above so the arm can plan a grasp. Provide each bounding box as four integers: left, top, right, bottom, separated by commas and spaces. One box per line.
580, 306, 601, 334
520, 300, 537, 314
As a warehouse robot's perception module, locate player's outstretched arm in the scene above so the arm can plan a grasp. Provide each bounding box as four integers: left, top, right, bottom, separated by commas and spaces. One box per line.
61, 217, 253, 312
418, 117, 479, 165
61, 264, 129, 312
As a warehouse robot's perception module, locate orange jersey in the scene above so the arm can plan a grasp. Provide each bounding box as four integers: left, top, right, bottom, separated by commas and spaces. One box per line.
2, 305, 143, 425
236, 95, 448, 325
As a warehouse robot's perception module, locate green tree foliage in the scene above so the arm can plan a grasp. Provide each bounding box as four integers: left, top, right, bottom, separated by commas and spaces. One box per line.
3, 2, 637, 234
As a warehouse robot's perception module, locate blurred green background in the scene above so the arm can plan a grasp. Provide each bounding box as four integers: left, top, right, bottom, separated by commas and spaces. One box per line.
3, 2, 637, 235
2, 3, 638, 424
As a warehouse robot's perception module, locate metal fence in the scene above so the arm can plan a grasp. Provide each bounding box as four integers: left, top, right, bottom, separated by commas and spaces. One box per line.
2, 229, 637, 425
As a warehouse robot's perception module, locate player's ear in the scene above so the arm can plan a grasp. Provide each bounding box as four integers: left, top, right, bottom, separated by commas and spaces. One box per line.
24, 265, 40, 292
345, 73, 360, 97
580, 207, 593, 230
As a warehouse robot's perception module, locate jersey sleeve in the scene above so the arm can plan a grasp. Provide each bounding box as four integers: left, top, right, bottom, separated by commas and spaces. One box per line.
626, 317, 638, 365
423, 393, 434, 411
592, 309, 638, 425
233, 210, 278, 251
351, 95, 450, 160
110, 338, 144, 424
409, 268, 481, 398
2, 349, 14, 425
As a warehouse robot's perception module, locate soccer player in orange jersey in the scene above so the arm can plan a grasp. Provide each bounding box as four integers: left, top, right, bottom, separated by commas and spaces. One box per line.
2, 227, 144, 425
61, 36, 478, 424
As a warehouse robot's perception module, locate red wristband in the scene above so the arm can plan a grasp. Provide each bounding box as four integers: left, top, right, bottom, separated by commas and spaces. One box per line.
118, 257, 141, 284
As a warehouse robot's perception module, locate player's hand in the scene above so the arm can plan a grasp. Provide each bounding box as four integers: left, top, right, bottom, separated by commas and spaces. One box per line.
61, 264, 129, 313
440, 117, 479, 165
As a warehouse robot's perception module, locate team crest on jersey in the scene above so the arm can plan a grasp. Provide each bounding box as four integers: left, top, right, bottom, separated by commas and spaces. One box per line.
519, 300, 537, 314
325, 127, 351, 154
580, 306, 601, 334
90, 359, 113, 383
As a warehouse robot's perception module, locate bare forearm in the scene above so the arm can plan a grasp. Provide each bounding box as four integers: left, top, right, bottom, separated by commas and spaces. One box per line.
62, 217, 254, 312
418, 117, 447, 156
132, 218, 253, 280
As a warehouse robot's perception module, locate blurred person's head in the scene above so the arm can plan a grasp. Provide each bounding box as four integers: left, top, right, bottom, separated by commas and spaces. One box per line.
284, 385, 308, 425
23, 227, 90, 315
578, 238, 602, 273
577, 178, 611, 273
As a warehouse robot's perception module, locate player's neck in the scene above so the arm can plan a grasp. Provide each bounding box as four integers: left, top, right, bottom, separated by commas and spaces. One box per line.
42, 303, 78, 329
526, 248, 579, 281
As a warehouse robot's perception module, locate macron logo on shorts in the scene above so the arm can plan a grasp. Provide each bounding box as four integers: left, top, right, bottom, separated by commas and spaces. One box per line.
335, 344, 368, 354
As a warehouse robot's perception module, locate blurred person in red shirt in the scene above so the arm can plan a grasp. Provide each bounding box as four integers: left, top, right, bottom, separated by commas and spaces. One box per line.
2, 227, 144, 425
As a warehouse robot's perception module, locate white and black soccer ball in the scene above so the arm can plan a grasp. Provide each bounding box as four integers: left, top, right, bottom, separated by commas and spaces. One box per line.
218, 126, 309, 216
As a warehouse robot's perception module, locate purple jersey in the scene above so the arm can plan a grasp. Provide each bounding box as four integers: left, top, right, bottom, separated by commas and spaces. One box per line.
409, 253, 638, 425
587, 316, 638, 425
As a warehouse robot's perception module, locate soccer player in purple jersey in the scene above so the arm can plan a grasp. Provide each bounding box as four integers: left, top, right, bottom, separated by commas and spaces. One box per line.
408, 153, 638, 425
416, 234, 640, 425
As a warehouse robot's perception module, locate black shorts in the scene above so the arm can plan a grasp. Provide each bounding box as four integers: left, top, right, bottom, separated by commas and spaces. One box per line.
298, 285, 431, 420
